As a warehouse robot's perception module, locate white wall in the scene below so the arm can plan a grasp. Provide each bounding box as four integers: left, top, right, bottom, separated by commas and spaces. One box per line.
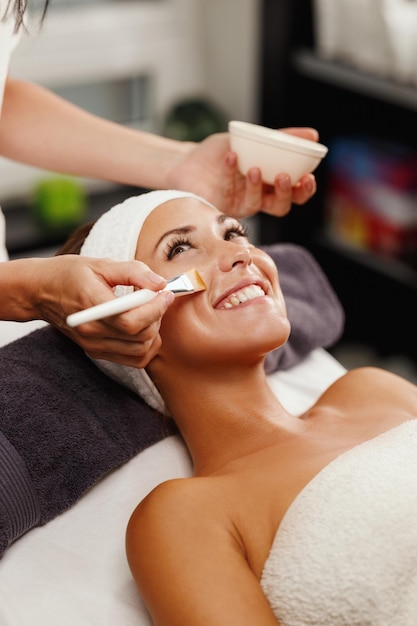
198, 0, 261, 123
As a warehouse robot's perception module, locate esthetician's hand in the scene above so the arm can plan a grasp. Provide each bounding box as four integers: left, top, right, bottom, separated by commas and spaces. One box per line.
168, 127, 318, 219
30, 255, 175, 367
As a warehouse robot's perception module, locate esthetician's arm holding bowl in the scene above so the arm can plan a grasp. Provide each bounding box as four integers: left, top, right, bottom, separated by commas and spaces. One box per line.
0, 0, 317, 367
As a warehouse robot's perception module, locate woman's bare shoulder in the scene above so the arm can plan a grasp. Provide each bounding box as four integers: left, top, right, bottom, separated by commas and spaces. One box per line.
317, 366, 417, 415
128, 478, 196, 528
127, 476, 228, 547
126, 478, 279, 626
127, 479, 204, 576
125, 477, 244, 599
332, 366, 416, 390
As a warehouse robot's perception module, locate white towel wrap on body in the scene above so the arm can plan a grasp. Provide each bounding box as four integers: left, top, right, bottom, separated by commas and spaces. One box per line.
260, 420, 417, 626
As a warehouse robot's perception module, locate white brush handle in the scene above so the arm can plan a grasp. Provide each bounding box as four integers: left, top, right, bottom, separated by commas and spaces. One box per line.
66, 288, 159, 327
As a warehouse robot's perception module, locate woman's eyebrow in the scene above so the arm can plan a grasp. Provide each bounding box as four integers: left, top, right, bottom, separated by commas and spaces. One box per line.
154, 226, 195, 250
217, 213, 243, 227
153, 214, 235, 250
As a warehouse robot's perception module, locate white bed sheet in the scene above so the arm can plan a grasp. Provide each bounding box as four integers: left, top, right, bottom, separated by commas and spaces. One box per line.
0, 319, 48, 346
0, 347, 346, 626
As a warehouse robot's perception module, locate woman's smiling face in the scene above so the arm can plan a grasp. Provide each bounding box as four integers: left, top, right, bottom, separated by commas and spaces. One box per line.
136, 197, 291, 371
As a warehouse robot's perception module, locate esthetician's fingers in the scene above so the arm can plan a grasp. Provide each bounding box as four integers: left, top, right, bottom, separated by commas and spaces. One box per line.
70, 291, 174, 367
282, 127, 319, 143
167, 127, 318, 218
215, 127, 319, 219
221, 162, 317, 219
259, 172, 317, 218
235, 126, 319, 217
35, 256, 173, 366
37, 256, 169, 325
270, 127, 319, 210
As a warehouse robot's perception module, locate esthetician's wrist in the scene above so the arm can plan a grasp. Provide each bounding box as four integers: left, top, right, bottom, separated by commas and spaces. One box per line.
164, 140, 196, 189
0, 258, 44, 321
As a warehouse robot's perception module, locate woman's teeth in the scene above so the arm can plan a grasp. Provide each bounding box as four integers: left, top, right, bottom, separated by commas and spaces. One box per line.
220, 285, 265, 309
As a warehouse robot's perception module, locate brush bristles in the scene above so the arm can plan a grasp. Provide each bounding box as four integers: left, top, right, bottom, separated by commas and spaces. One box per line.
185, 268, 206, 292
166, 269, 206, 295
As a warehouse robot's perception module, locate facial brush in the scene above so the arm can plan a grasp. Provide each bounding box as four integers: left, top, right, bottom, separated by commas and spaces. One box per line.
66, 268, 206, 327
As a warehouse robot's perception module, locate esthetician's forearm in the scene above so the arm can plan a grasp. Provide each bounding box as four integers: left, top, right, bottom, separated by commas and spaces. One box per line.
0, 77, 193, 190
0, 258, 44, 321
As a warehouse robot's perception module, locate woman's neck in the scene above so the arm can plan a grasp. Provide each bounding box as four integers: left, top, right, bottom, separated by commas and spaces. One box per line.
157, 363, 298, 475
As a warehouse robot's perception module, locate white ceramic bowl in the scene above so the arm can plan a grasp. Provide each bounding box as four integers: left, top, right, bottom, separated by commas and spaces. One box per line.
229, 120, 328, 185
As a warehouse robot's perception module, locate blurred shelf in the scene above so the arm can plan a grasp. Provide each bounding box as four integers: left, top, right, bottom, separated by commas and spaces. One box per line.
314, 232, 417, 291
292, 48, 417, 111
308, 233, 417, 361
5, 185, 144, 258
260, 0, 417, 360
289, 50, 417, 294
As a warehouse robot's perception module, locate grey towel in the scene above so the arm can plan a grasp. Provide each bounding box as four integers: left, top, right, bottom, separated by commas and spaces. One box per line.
264, 244, 345, 372
0, 243, 344, 556
0, 327, 173, 556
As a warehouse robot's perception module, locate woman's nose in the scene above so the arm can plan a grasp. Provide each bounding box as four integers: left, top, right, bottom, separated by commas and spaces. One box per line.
216, 242, 253, 272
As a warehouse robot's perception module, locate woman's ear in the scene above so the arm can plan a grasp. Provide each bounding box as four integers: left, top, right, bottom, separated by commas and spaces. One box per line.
55, 221, 96, 256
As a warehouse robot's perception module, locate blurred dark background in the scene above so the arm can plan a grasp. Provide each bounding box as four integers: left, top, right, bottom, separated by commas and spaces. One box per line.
258, 0, 417, 380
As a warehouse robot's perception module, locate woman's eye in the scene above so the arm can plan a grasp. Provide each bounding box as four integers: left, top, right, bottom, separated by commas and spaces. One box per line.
224, 225, 249, 241
165, 238, 192, 260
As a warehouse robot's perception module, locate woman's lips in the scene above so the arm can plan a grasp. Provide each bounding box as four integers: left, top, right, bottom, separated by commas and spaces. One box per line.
215, 283, 267, 310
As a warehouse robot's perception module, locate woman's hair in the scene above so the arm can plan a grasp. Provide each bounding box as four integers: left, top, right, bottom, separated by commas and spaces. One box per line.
2, 1, 50, 32
55, 221, 95, 256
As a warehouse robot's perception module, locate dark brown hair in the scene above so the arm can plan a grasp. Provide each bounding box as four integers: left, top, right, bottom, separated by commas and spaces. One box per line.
2, 1, 50, 32
55, 221, 95, 256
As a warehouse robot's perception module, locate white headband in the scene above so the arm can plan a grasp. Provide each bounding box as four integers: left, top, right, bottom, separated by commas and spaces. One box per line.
80, 189, 215, 414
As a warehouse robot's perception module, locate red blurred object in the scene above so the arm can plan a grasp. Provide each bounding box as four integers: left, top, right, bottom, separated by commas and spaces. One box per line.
324, 137, 417, 262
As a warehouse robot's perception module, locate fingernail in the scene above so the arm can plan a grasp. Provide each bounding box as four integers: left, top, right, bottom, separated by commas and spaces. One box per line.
149, 271, 166, 285
163, 291, 175, 305
249, 169, 261, 184
305, 176, 315, 193
277, 175, 291, 192
226, 152, 236, 167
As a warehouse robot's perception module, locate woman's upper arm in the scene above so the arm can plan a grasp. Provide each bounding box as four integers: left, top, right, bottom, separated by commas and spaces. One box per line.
126, 480, 280, 626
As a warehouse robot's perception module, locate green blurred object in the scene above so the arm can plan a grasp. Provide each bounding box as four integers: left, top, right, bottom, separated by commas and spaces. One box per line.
32, 177, 87, 231
164, 98, 228, 142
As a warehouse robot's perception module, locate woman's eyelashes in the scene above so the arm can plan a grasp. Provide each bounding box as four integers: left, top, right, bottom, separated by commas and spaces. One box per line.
164, 236, 193, 260
224, 223, 249, 241
164, 222, 250, 260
